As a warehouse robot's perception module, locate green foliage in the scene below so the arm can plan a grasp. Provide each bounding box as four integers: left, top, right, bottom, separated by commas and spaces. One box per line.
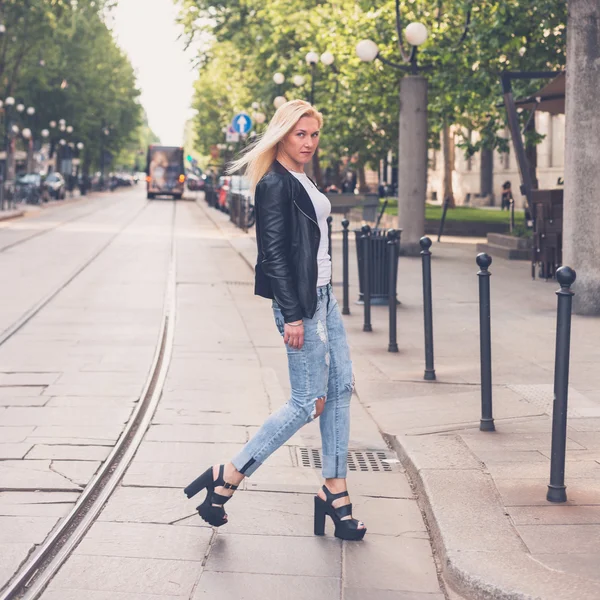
176, 0, 567, 170
1, 0, 143, 171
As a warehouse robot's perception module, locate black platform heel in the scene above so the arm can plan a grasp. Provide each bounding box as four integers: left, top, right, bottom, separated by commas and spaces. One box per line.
184, 465, 238, 527
314, 485, 367, 541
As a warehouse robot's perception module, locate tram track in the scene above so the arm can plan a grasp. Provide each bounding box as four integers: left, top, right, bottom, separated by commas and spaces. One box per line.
0, 200, 178, 600
0, 192, 125, 254
0, 198, 149, 347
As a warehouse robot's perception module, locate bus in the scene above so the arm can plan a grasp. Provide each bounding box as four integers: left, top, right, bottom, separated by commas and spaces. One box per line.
146, 145, 185, 200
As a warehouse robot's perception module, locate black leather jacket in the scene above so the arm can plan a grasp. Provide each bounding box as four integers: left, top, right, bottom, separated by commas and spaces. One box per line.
254, 160, 321, 323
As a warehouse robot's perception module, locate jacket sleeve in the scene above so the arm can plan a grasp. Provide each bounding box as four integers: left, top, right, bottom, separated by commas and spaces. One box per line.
255, 177, 304, 323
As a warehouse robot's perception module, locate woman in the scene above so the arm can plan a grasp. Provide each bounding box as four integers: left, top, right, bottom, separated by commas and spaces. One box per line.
184, 100, 366, 541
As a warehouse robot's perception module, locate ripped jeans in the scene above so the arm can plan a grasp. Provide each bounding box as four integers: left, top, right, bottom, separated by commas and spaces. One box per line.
231, 284, 353, 479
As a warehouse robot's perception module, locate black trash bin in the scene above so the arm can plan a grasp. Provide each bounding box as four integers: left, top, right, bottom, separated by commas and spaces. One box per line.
354, 226, 401, 305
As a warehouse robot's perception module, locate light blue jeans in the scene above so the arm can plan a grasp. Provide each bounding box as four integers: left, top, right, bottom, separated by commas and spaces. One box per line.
231, 284, 353, 479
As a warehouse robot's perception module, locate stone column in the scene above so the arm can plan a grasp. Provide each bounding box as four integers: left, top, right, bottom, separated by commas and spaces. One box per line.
563, 0, 600, 315
397, 75, 427, 255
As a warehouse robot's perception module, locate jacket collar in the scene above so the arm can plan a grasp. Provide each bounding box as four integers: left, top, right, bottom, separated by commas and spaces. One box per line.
271, 160, 318, 225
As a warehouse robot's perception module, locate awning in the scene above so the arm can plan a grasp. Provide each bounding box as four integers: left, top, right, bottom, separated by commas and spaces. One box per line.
515, 72, 565, 115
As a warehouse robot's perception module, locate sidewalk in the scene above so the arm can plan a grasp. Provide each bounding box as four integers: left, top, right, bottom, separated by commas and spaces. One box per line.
209, 198, 600, 600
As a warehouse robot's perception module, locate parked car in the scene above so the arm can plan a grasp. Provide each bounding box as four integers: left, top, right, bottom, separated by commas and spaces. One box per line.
15, 173, 49, 204
186, 172, 201, 191
45, 172, 66, 200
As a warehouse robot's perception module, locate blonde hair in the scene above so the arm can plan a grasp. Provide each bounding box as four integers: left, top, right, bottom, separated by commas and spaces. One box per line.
228, 99, 323, 189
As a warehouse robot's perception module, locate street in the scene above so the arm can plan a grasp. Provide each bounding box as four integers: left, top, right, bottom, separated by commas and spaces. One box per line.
0, 189, 445, 600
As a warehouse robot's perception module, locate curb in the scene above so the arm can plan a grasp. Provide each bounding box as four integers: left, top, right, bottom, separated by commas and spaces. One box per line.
0, 209, 25, 222
384, 432, 600, 600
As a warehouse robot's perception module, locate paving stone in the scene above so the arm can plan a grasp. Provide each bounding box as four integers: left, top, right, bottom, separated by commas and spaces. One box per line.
0, 426, 35, 442
509, 504, 600, 526
530, 553, 600, 583
29, 425, 124, 441
488, 460, 600, 480
0, 443, 33, 459
350, 497, 426, 537
75, 521, 212, 561
243, 466, 321, 494
495, 478, 600, 507
133, 441, 292, 467
0, 542, 36, 590
345, 470, 414, 499
145, 423, 247, 444
99, 486, 201, 526
41, 591, 187, 600
0, 515, 59, 543
152, 404, 268, 426
50, 460, 101, 486
205, 533, 341, 577
45, 555, 202, 597
344, 535, 440, 593
0, 491, 78, 517
44, 396, 137, 408
517, 523, 600, 554
460, 431, 585, 453
192, 571, 340, 600
0, 386, 45, 398
344, 590, 445, 600
0, 373, 60, 386
0, 396, 49, 406
122, 460, 209, 489
1, 406, 132, 426
477, 450, 549, 464
27, 444, 111, 461
0, 460, 81, 490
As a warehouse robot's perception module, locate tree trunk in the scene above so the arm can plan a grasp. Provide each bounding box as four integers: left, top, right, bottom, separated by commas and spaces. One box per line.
563, 0, 600, 314
524, 115, 539, 190
358, 164, 368, 193
480, 147, 494, 203
442, 122, 455, 207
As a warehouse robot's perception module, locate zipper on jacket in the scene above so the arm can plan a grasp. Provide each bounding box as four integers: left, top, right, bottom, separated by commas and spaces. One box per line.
293, 200, 320, 314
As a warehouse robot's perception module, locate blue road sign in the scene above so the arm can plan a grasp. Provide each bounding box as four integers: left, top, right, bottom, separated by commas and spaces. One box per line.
232, 112, 253, 135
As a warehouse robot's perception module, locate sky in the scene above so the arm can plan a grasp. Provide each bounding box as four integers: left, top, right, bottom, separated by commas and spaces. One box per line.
112, 0, 199, 146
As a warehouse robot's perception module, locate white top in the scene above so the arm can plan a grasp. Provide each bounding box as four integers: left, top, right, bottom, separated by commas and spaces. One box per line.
290, 171, 332, 287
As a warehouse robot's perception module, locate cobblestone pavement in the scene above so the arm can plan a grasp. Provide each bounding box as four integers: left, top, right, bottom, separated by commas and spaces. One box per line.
0, 190, 447, 600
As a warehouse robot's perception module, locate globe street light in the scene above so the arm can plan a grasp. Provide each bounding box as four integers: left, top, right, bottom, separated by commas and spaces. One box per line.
77, 142, 84, 150
21, 128, 31, 139
66, 125, 74, 134
293, 75, 305, 87
356, 17, 434, 253
41, 129, 50, 138
5, 96, 14, 106
253, 111, 266, 124
16, 103, 24, 113
49, 120, 57, 129
26, 106, 35, 116
273, 96, 286, 109
272, 72, 285, 85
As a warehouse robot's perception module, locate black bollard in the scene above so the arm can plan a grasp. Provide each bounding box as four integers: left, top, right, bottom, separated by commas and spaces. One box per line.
362, 232, 372, 332
476, 253, 495, 432
387, 230, 398, 352
341, 219, 350, 315
420, 237, 436, 381
437, 196, 450, 242
547, 266, 577, 503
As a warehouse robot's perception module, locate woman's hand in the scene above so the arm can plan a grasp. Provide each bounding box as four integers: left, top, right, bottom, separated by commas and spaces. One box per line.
284, 321, 304, 349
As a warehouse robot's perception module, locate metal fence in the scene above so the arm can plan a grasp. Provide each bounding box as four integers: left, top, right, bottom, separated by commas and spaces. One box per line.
229, 192, 250, 232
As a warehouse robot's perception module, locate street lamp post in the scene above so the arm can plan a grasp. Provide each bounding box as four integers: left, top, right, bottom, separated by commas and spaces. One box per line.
357, 26, 429, 254
304, 50, 336, 186
357, 4, 470, 253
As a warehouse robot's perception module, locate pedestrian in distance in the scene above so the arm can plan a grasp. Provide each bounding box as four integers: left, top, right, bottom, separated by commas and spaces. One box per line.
501, 180, 513, 211
184, 99, 366, 541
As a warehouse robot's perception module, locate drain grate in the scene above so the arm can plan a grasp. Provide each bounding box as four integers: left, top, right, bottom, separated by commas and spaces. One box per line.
297, 447, 394, 472
225, 280, 253, 286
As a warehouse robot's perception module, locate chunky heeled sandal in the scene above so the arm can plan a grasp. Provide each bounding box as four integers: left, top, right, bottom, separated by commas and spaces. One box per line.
184, 465, 238, 527
314, 485, 367, 541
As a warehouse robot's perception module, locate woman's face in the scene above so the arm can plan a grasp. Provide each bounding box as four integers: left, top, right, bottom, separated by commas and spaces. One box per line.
280, 116, 320, 165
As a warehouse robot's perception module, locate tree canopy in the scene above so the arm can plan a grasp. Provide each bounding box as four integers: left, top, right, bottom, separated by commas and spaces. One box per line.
1, 0, 146, 172
176, 0, 566, 175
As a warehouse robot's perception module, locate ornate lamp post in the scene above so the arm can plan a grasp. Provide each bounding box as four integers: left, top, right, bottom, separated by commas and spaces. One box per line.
357, 26, 429, 253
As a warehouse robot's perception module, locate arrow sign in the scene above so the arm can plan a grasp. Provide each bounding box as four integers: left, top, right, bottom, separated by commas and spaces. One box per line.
232, 112, 252, 135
